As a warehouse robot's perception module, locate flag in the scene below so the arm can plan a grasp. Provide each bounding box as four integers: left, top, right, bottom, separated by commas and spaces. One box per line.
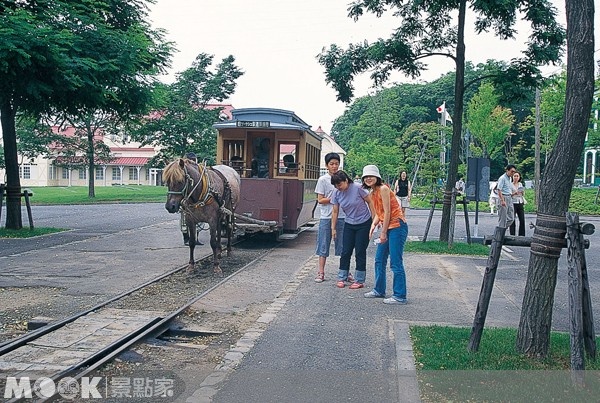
436, 102, 445, 113
445, 111, 453, 124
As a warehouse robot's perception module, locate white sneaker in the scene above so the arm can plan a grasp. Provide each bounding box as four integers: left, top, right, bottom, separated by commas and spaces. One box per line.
383, 297, 407, 305
364, 290, 384, 298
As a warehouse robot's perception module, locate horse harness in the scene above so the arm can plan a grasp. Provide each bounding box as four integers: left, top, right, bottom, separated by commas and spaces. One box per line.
172, 162, 232, 215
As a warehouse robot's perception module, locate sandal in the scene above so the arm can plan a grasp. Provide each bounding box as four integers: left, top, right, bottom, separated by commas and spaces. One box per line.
349, 282, 364, 289
336, 280, 346, 288
314, 271, 325, 283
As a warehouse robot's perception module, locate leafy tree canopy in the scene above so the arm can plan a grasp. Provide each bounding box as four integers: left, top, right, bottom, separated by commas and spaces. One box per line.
1, 0, 173, 228
130, 53, 244, 166
318, 0, 565, 103
466, 82, 515, 160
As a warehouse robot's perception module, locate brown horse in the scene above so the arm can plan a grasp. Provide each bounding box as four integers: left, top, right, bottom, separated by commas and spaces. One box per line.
164, 158, 241, 276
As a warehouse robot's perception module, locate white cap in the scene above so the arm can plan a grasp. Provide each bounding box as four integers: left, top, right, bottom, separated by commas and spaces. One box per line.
361, 164, 381, 179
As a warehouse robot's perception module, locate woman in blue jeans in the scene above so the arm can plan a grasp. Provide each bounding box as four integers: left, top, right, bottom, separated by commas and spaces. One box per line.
331, 170, 373, 289
361, 165, 409, 304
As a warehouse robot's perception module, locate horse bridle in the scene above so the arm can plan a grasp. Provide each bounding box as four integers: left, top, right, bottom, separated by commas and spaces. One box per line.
168, 161, 216, 210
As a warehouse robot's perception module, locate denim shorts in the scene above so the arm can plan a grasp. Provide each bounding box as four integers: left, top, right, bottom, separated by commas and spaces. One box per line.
315, 218, 345, 257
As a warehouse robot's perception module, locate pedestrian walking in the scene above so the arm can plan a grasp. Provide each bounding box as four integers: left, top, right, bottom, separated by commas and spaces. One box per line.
509, 171, 526, 236
496, 165, 516, 229
393, 170, 412, 216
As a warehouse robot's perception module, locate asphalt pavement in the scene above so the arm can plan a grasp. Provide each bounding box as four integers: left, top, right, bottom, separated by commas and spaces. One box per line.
2, 204, 599, 402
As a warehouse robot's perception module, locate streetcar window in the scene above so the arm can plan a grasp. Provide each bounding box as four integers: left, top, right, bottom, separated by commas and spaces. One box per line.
278, 142, 298, 176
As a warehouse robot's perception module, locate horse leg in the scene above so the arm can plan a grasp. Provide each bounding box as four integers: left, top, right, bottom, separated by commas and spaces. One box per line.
186, 222, 196, 274
225, 212, 233, 256
209, 224, 223, 277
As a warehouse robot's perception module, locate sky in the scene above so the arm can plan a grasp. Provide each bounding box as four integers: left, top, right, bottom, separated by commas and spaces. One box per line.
148, 0, 582, 135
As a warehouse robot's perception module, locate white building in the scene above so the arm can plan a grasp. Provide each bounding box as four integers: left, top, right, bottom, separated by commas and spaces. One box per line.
315, 126, 346, 175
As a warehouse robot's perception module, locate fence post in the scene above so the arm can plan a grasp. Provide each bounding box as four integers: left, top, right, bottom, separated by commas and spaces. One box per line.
468, 226, 505, 352
462, 197, 471, 244
423, 196, 437, 242
23, 190, 34, 230
566, 213, 596, 377
0, 183, 5, 226
448, 190, 456, 248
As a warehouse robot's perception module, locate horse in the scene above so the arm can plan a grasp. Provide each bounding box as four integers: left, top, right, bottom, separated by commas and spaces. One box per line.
163, 158, 241, 276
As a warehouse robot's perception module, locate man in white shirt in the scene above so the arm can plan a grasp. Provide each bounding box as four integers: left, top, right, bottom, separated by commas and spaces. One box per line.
496, 164, 516, 229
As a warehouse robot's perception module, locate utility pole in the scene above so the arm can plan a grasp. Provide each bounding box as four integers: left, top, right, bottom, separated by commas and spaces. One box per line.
534, 87, 541, 208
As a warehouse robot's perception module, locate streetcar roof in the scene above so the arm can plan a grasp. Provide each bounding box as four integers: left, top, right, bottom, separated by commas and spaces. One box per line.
213, 107, 322, 141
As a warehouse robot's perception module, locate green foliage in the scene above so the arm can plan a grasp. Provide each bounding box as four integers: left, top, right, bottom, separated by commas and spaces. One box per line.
130, 53, 243, 165
400, 122, 448, 189
0, 0, 173, 228
539, 71, 566, 159
0, 227, 66, 238
405, 241, 489, 256
412, 325, 600, 401
466, 82, 515, 159
344, 138, 402, 181
318, 0, 564, 103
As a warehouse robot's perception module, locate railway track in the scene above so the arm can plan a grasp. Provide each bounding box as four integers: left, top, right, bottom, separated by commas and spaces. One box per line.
0, 236, 277, 402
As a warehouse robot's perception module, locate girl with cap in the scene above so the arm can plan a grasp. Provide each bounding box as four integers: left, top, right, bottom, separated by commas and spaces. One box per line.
362, 164, 409, 304
330, 170, 374, 289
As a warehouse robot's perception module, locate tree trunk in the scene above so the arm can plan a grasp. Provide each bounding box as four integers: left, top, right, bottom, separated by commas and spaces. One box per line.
440, 0, 466, 242
0, 101, 23, 229
516, 0, 595, 357
87, 129, 96, 198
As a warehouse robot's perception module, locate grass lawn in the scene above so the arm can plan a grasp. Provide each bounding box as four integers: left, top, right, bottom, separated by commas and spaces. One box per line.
412, 325, 600, 401
22, 185, 167, 205
410, 187, 600, 215
0, 227, 67, 238
406, 240, 490, 256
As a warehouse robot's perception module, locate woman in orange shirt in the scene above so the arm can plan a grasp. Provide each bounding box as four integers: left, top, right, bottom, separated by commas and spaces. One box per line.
362, 165, 409, 305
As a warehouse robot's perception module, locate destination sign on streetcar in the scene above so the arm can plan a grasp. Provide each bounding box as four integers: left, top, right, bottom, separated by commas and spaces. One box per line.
236, 120, 270, 128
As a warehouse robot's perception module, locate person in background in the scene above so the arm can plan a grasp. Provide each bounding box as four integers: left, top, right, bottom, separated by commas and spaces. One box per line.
496, 164, 516, 229
313, 153, 352, 283
331, 170, 373, 289
488, 182, 499, 215
361, 165, 409, 305
509, 171, 526, 236
393, 170, 412, 216
251, 138, 270, 178
181, 152, 203, 246
455, 177, 465, 195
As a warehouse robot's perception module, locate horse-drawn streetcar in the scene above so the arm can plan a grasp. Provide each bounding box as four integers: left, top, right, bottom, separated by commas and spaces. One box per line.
214, 107, 322, 238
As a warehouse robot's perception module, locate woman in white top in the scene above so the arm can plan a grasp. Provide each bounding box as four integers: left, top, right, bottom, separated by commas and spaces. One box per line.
509, 171, 526, 236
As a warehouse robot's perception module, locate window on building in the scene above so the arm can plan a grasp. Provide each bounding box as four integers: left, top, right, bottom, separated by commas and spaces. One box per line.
48, 165, 57, 180
62, 168, 70, 179
95, 167, 104, 180
129, 168, 139, 181
112, 167, 121, 181
19, 164, 31, 179
79, 169, 87, 180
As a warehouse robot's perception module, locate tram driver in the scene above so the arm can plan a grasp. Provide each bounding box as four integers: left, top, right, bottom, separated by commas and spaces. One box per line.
251, 138, 270, 178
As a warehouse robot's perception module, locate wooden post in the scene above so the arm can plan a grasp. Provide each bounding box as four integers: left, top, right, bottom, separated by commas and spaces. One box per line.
23, 190, 34, 230
462, 196, 471, 244
448, 190, 456, 248
423, 196, 437, 242
566, 213, 596, 369
566, 213, 585, 378
468, 226, 506, 352
0, 183, 5, 226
